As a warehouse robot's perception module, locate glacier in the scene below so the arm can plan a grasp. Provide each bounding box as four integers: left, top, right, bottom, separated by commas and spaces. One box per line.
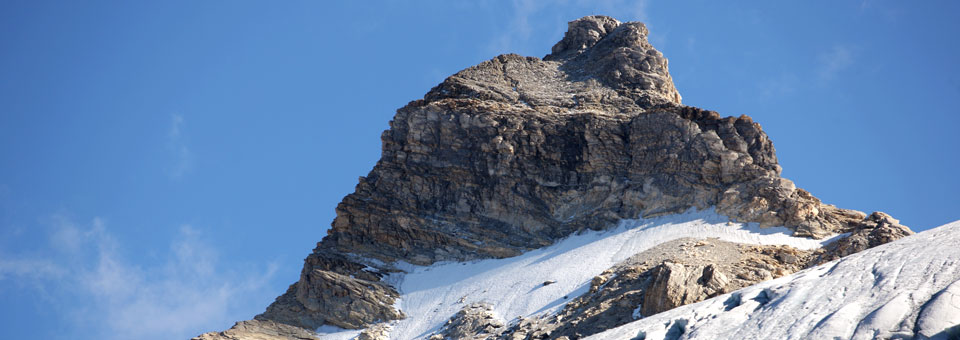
313, 208, 847, 339
587, 220, 960, 340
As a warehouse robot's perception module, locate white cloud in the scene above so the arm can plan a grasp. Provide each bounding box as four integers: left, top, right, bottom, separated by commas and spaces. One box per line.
0, 216, 277, 340
817, 45, 855, 82
0, 258, 64, 281
486, 0, 542, 55
759, 72, 800, 99
167, 114, 193, 179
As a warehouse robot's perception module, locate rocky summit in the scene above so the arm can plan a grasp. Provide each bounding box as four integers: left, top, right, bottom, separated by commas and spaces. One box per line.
196, 16, 914, 340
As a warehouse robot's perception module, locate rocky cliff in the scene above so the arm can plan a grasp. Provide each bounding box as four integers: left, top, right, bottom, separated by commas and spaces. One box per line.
196, 16, 911, 340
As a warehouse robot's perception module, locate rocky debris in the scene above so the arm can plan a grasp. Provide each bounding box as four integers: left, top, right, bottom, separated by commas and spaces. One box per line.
810, 211, 913, 264
428, 303, 506, 340
507, 238, 811, 339
354, 323, 391, 340
641, 262, 730, 316
192, 320, 319, 340
257, 264, 403, 330
253, 250, 404, 330
582, 222, 960, 340
498, 225, 915, 340
497, 316, 552, 340
198, 15, 912, 338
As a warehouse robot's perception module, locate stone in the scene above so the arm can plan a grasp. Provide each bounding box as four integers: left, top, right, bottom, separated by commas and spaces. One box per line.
192, 320, 318, 340
197, 15, 912, 339
519, 238, 813, 339
430, 303, 506, 340
810, 211, 913, 264
355, 323, 391, 340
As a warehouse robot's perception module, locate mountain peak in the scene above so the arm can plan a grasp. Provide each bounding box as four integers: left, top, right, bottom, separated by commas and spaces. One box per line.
425, 16, 681, 112
545, 15, 625, 60
196, 15, 915, 340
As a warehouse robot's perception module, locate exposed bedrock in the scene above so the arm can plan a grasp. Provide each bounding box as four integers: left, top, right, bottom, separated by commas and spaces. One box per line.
198, 15, 912, 337
499, 222, 912, 340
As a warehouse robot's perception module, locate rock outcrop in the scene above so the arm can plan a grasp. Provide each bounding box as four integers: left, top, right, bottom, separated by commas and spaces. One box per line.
193, 320, 319, 340
256, 251, 404, 330
196, 15, 912, 339
493, 238, 812, 339
490, 213, 912, 339
429, 303, 506, 340
583, 222, 960, 340
809, 211, 913, 265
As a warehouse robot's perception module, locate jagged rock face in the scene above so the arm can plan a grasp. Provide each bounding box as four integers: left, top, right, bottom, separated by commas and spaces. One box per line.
200, 15, 913, 337
318, 15, 880, 271
258, 253, 403, 330
329, 104, 784, 265
545, 16, 682, 106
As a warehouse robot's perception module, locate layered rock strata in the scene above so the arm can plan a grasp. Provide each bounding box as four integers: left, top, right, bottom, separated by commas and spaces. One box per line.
196, 15, 912, 339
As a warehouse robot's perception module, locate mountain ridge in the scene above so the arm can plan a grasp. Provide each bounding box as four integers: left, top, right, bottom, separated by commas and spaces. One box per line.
195, 15, 917, 340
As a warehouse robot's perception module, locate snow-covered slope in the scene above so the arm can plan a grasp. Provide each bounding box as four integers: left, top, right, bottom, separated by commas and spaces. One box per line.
587, 220, 960, 340
314, 208, 844, 340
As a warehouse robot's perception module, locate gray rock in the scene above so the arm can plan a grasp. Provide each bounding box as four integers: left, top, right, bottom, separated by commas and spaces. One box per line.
811, 211, 913, 264
196, 15, 912, 339
522, 238, 812, 339
192, 320, 318, 340
258, 266, 403, 330
430, 303, 506, 340
355, 323, 392, 340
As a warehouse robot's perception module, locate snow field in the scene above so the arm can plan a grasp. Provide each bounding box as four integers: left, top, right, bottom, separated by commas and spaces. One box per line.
324, 208, 842, 340
587, 220, 960, 340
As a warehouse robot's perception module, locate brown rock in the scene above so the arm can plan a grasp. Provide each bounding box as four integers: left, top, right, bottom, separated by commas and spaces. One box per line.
430, 303, 506, 340
192, 320, 318, 340
521, 238, 814, 339
811, 211, 913, 264
197, 15, 912, 339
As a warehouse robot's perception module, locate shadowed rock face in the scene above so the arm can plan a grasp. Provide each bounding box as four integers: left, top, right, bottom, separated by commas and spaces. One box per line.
196, 16, 911, 338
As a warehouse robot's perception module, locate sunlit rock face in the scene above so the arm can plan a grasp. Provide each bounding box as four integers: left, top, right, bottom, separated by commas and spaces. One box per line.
195, 16, 910, 339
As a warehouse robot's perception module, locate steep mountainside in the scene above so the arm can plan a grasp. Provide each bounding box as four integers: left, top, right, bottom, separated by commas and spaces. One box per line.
196, 16, 917, 340
588, 220, 960, 340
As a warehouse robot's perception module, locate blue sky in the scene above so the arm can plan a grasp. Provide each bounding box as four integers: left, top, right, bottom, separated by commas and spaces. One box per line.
1, 1, 957, 339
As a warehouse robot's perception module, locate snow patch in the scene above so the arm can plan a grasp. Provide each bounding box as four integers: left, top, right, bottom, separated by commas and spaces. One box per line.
632, 304, 644, 320
315, 324, 362, 340
586, 220, 960, 340
385, 208, 837, 340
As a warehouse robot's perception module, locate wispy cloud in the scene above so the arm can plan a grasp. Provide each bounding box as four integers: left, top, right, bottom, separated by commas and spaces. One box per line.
486, 0, 542, 55
576, 0, 649, 22
167, 114, 193, 179
758, 72, 800, 99
0, 216, 277, 340
817, 45, 855, 82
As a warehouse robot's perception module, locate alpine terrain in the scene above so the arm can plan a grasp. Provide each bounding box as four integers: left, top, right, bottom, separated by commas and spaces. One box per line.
195, 16, 958, 340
